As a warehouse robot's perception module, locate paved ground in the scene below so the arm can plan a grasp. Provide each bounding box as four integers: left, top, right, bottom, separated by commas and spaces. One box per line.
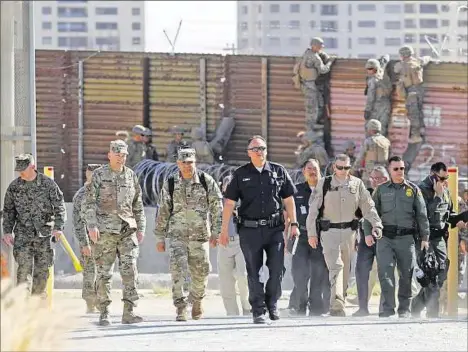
54, 289, 468, 352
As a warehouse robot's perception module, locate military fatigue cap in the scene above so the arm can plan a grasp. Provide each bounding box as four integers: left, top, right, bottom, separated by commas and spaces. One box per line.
14, 153, 34, 171
343, 140, 356, 150
132, 124, 146, 135
86, 164, 101, 171
365, 59, 381, 70
310, 37, 324, 47
110, 140, 129, 154
115, 130, 130, 138
366, 119, 382, 131
177, 148, 196, 162
142, 127, 152, 136
399, 45, 414, 57
170, 125, 185, 135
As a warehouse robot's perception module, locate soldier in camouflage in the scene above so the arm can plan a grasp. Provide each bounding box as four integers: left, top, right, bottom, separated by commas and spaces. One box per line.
155, 148, 223, 321
294, 131, 329, 171
166, 126, 190, 162
72, 163, 101, 313
1, 154, 66, 297
394, 45, 432, 144
364, 59, 393, 137
82, 140, 146, 326
126, 125, 148, 169
190, 127, 215, 164
353, 120, 391, 188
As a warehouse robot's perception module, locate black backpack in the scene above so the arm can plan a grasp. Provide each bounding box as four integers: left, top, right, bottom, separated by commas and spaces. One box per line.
167, 171, 209, 212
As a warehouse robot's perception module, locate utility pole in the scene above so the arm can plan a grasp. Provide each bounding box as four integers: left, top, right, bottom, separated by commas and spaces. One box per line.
222, 43, 237, 55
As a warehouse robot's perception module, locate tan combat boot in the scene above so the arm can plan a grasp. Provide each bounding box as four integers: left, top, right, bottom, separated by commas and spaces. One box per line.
176, 306, 188, 322
98, 307, 111, 326
192, 300, 203, 320
121, 302, 143, 324
86, 300, 97, 314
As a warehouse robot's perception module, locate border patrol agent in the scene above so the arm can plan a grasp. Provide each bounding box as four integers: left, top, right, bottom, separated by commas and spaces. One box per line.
220, 135, 298, 324
364, 156, 430, 318
307, 154, 382, 317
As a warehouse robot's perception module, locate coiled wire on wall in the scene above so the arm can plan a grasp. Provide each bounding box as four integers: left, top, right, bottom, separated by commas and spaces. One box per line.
134, 160, 306, 207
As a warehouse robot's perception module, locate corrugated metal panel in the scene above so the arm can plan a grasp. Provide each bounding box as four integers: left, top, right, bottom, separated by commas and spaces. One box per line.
224, 55, 263, 164
148, 53, 224, 160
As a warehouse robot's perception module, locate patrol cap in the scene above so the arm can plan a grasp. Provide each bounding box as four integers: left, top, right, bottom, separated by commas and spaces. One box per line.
109, 140, 129, 154
14, 153, 34, 172
170, 125, 185, 135
142, 127, 152, 136
366, 119, 382, 131
86, 164, 101, 172
343, 140, 356, 150
132, 124, 146, 135
365, 59, 381, 70
177, 148, 196, 162
399, 45, 414, 57
310, 37, 324, 47
115, 130, 130, 139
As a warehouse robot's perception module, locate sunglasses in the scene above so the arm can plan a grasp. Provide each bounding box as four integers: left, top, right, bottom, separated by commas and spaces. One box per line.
392, 167, 405, 171
248, 146, 267, 152
335, 165, 351, 171
435, 174, 449, 181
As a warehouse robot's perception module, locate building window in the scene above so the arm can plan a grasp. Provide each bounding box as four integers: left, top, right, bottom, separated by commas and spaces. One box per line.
309, 20, 316, 29
310, 4, 315, 13
95, 7, 118, 15
385, 21, 401, 30
348, 4, 352, 16
270, 4, 280, 13
58, 7, 88, 17
358, 37, 376, 45
459, 20, 468, 27
441, 5, 450, 12
258, 5, 262, 13
404, 4, 415, 13
290, 4, 300, 13
240, 22, 248, 30
348, 37, 352, 49
42, 22, 52, 30
240, 38, 248, 49
405, 34, 416, 43
241, 5, 248, 15
420, 4, 438, 13
321, 5, 338, 15
132, 37, 141, 45
420, 33, 438, 43
459, 34, 468, 42
420, 48, 433, 56
96, 37, 119, 46
385, 37, 401, 46
441, 20, 450, 27
132, 8, 140, 16
321, 21, 338, 32
42, 36, 52, 45
57, 22, 88, 32
58, 36, 88, 48
348, 21, 352, 32
358, 4, 376, 11
357, 53, 374, 59
405, 19, 416, 28
323, 37, 338, 49
289, 37, 301, 46
420, 19, 438, 29
268, 37, 280, 46
288, 20, 300, 29
384, 5, 401, 13
96, 22, 118, 30
358, 21, 376, 28
132, 22, 141, 30
269, 21, 280, 29
42, 7, 52, 15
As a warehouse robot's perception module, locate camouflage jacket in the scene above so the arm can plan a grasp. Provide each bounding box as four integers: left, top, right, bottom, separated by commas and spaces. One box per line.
126, 140, 147, 169
82, 164, 146, 234
2, 172, 66, 238
154, 170, 223, 243
72, 185, 91, 247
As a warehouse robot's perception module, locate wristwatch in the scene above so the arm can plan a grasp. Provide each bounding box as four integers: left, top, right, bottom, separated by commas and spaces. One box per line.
290, 222, 299, 228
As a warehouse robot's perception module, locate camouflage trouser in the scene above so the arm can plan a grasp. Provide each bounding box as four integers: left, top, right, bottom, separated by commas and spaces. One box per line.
405, 86, 425, 142
93, 232, 139, 310
13, 236, 54, 297
80, 245, 97, 304
302, 81, 320, 133
369, 99, 392, 137
169, 239, 210, 308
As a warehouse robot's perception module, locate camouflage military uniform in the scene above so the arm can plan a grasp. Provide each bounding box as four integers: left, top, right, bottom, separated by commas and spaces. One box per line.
155, 151, 223, 314
72, 183, 96, 306
295, 144, 329, 170
82, 143, 146, 323
2, 154, 66, 296
191, 127, 214, 164
126, 139, 147, 168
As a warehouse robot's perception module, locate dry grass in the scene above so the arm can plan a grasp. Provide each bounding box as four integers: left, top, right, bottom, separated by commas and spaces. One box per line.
1, 279, 73, 351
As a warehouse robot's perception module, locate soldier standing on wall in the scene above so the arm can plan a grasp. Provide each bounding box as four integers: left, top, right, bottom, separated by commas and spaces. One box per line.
126, 125, 148, 169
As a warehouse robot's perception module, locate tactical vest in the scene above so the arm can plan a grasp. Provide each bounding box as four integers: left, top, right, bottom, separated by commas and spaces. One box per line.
298, 49, 319, 81
399, 58, 423, 88
365, 135, 391, 166
375, 72, 393, 99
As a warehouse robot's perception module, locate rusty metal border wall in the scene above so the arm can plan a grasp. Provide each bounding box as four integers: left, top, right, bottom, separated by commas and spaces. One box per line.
35, 50, 468, 200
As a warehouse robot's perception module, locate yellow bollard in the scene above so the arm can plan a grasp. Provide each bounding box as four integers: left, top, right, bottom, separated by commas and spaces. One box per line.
447, 166, 459, 317
60, 236, 83, 273
44, 166, 55, 310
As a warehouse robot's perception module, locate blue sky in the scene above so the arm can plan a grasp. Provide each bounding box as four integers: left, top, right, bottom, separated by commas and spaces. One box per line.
145, 1, 237, 54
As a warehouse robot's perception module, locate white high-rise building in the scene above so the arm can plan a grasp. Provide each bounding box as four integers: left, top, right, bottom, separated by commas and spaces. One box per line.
237, 1, 468, 62
34, 1, 145, 51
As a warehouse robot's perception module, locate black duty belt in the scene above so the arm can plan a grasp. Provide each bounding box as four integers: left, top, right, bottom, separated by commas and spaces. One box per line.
430, 227, 446, 238
383, 226, 415, 237
329, 221, 353, 230
238, 213, 282, 229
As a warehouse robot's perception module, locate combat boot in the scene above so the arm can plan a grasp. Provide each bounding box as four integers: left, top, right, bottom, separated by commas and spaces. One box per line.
121, 302, 143, 324
191, 300, 203, 320
98, 307, 111, 326
86, 300, 97, 314
176, 306, 187, 322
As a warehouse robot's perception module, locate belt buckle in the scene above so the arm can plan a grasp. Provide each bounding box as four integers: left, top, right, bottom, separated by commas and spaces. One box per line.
258, 219, 267, 226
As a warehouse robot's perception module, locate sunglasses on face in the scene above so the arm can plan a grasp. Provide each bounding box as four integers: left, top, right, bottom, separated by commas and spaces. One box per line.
435, 174, 449, 181
393, 167, 405, 171
248, 146, 267, 153
335, 165, 351, 171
